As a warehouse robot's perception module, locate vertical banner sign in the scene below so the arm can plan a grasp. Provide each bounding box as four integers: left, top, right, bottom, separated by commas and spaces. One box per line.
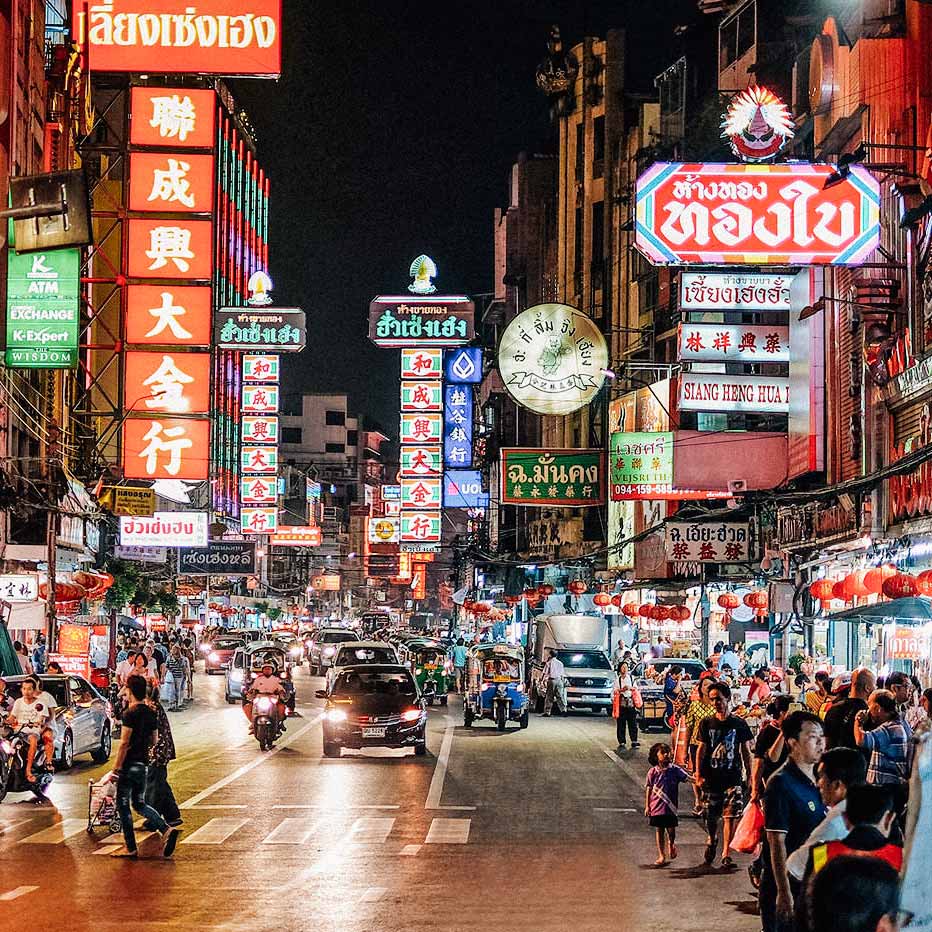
444, 385, 473, 467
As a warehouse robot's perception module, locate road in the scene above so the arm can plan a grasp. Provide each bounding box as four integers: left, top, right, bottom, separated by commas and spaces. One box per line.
0, 665, 761, 932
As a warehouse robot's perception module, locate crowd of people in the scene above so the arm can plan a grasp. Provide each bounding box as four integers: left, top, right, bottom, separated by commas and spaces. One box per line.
114, 633, 197, 711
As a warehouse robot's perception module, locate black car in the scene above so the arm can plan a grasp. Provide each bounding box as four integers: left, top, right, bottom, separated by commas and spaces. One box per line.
317, 664, 427, 758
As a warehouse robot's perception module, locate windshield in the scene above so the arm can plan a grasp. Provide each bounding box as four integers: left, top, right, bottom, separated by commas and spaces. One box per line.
416, 650, 445, 664
557, 651, 611, 670
214, 639, 243, 651
322, 631, 357, 643
336, 647, 396, 665
249, 648, 286, 669
332, 670, 416, 698
482, 658, 520, 679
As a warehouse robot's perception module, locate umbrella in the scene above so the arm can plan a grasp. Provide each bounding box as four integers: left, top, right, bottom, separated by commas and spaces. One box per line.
827, 596, 932, 626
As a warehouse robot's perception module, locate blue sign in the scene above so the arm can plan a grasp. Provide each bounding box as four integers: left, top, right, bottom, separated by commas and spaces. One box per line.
444, 348, 483, 384
444, 470, 488, 508
443, 384, 473, 467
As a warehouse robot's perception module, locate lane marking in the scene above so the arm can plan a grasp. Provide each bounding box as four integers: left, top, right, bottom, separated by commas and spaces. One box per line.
20, 819, 86, 844
349, 817, 395, 844
360, 886, 386, 903
0, 886, 39, 901
593, 807, 638, 813
93, 845, 121, 856
424, 817, 471, 844
185, 805, 249, 810
271, 804, 400, 810
262, 818, 318, 845
400, 844, 421, 856
179, 713, 323, 809
425, 719, 453, 810
180, 817, 248, 845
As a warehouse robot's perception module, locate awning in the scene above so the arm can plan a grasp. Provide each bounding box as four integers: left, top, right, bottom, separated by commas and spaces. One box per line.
118, 615, 145, 633
4, 601, 47, 631
828, 596, 932, 626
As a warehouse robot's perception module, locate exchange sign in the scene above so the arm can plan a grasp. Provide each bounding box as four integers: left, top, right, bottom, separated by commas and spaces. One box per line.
679, 373, 790, 414
610, 432, 675, 500
5, 248, 80, 368
664, 521, 751, 563
178, 540, 257, 575
501, 449, 606, 507
634, 162, 880, 266
677, 323, 790, 363
119, 512, 208, 548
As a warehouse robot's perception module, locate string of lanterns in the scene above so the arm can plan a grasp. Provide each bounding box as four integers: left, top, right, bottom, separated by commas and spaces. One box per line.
808, 565, 932, 610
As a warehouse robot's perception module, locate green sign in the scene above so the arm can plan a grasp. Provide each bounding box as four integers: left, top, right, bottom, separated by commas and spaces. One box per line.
609, 432, 674, 500
5, 248, 80, 368
500, 448, 605, 506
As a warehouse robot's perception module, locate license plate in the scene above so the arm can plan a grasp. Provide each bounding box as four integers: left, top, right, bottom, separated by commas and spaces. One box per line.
363, 726, 387, 738
581, 695, 601, 701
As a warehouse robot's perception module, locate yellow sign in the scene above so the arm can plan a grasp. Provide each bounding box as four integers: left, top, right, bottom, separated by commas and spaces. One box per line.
310, 574, 341, 592
102, 486, 156, 517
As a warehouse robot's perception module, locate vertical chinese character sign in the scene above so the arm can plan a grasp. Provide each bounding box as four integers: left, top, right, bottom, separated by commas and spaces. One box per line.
240, 347, 280, 535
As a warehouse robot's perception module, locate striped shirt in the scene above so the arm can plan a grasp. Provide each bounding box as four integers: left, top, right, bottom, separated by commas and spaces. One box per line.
859, 718, 912, 785
166, 654, 187, 681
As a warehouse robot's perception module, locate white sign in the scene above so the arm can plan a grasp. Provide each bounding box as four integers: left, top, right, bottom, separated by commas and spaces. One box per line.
679, 373, 789, 414
680, 272, 793, 312
113, 545, 168, 563
497, 303, 608, 416
664, 522, 751, 563
119, 512, 208, 548
0, 574, 39, 602
368, 517, 400, 544
678, 323, 789, 363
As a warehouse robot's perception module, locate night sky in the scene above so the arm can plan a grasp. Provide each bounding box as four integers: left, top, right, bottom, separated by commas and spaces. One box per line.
233, 1, 698, 435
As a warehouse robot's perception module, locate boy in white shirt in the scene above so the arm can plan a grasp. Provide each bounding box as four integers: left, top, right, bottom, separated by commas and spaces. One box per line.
6, 677, 52, 781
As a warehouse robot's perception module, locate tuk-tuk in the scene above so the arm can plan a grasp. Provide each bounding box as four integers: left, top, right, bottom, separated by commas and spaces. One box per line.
399, 638, 452, 706
464, 643, 529, 730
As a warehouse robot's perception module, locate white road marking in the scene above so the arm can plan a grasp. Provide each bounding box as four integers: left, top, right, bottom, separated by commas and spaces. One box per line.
179, 713, 323, 810
185, 805, 249, 810
425, 719, 453, 809
180, 817, 248, 845
0, 818, 35, 836
20, 819, 86, 844
400, 844, 421, 856
262, 818, 318, 845
425, 817, 471, 844
0, 886, 39, 901
271, 804, 399, 810
349, 817, 395, 844
94, 831, 154, 854
93, 845, 121, 856
593, 807, 638, 813
360, 886, 387, 903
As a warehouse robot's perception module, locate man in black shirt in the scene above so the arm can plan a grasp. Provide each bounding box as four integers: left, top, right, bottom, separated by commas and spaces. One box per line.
109, 674, 181, 858
695, 681, 753, 869
823, 668, 875, 750
751, 695, 793, 802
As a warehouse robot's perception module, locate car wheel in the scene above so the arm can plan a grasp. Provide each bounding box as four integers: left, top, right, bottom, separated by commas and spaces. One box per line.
439, 695, 448, 706
414, 740, 427, 756
58, 730, 74, 771
519, 710, 529, 729
323, 742, 341, 758
91, 723, 111, 763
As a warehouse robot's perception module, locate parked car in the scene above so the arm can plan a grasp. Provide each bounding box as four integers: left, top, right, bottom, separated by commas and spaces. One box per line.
634, 658, 707, 730
325, 641, 399, 691
3, 674, 112, 769
307, 628, 360, 676
203, 635, 245, 674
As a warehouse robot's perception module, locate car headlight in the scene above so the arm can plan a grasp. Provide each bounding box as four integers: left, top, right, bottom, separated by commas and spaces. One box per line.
230, 670, 244, 682
200, 643, 212, 654
208, 652, 220, 663
415, 667, 422, 675
483, 683, 495, 690
325, 708, 347, 723
323, 647, 335, 657
402, 709, 422, 722
255, 697, 273, 712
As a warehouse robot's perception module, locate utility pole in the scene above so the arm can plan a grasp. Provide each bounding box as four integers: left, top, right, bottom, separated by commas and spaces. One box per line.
45, 419, 62, 650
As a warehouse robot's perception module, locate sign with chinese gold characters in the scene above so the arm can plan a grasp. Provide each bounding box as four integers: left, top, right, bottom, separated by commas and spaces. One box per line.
500, 449, 606, 507
609, 432, 675, 501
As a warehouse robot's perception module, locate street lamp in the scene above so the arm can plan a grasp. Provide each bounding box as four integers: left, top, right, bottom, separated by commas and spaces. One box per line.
798, 295, 906, 322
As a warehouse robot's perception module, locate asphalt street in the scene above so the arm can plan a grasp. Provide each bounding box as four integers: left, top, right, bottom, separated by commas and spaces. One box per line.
0, 666, 761, 932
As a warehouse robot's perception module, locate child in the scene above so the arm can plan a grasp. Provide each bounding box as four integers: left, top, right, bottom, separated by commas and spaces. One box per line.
645, 742, 690, 866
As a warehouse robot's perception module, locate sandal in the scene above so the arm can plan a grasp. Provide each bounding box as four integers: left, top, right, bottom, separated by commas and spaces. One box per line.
654, 856, 668, 866
721, 856, 735, 869
670, 844, 678, 860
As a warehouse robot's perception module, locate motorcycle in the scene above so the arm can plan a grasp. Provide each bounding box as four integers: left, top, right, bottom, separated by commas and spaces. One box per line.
0, 727, 54, 804
251, 694, 283, 751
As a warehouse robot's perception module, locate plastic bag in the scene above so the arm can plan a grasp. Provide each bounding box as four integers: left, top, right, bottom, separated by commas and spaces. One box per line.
632, 687, 643, 710
732, 800, 765, 853
671, 715, 689, 766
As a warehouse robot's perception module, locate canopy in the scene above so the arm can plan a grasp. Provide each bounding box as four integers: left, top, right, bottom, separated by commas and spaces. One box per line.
827, 596, 932, 626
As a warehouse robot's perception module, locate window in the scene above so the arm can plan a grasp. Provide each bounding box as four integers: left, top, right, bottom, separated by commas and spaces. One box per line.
592, 115, 605, 179
282, 395, 302, 416
591, 201, 605, 265
346, 430, 358, 445
720, 2, 755, 71
574, 206, 584, 280
325, 410, 345, 426
281, 427, 302, 444
575, 122, 584, 181
325, 442, 345, 453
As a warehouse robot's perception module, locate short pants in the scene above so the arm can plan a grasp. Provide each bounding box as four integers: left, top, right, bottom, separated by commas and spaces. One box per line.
703, 784, 744, 820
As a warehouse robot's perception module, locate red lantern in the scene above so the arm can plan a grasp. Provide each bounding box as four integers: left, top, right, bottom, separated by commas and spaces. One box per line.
621, 602, 639, 618
717, 593, 739, 612
503, 595, 521, 606
472, 602, 491, 615
537, 584, 555, 597
638, 604, 653, 618
650, 604, 671, 621
917, 570, 932, 597
744, 590, 769, 617
831, 581, 847, 603
809, 578, 837, 610
863, 564, 897, 595
611, 594, 624, 608
593, 593, 612, 607
882, 573, 918, 600
842, 570, 870, 601
524, 589, 542, 606
567, 580, 587, 596
670, 605, 691, 622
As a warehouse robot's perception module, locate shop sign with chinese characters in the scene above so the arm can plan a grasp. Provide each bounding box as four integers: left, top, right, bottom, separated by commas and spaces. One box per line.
128, 152, 215, 213
124, 351, 211, 413
130, 87, 216, 147
125, 286, 212, 346
0, 574, 39, 602
443, 385, 473, 467
215, 307, 305, 351
400, 447, 442, 476
610, 432, 674, 500
242, 354, 280, 382
500, 449, 606, 506
635, 162, 880, 266
400, 512, 442, 544
400, 477, 442, 510
680, 272, 793, 312
400, 412, 443, 445
241, 507, 278, 535
5, 248, 80, 368
127, 218, 213, 280
677, 324, 789, 363
240, 476, 278, 504
369, 295, 475, 347
400, 381, 443, 411
242, 415, 279, 444
119, 511, 208, 548
401, 347, 442, 379
240, 446, 278, 474
123, 417, 211, 480
242, 384, 279, 414
679, 373, 789, 413
72, 0, 282, 78
664, 521, 751, 563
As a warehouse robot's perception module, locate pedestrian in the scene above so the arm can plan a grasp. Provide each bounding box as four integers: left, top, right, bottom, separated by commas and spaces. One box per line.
805, 671, 832, 717
30, 635, 46, 674
662, 665, 684, 728
720, 643, 740, 674
750, 696, 794, 802
759, 710, 826, 932
853, 689, 911, 820
182, 639, 195, 700
748, 668, 773, 706
542, 648, 567, 716
614, 661, 639, 749
911, 687, 932, 735
884, 672, 913, 720
13, 641, 33, 675
683, 676, 717, 815
452, 637, 468, 693
165, 645, 187, 711
823, 668, 875, 750
645, 742, 690, 866
786, 747, 867, 881
144, 687, 182, 830
694, 681, 753, 869
108, 674, 180, 859
805, 855, 900, 932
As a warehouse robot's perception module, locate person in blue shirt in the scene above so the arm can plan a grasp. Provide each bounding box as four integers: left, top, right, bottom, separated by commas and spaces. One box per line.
452, 638, 468, 693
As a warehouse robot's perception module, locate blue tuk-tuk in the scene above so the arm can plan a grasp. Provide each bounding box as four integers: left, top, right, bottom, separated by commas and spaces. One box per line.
463, 643, 529, 730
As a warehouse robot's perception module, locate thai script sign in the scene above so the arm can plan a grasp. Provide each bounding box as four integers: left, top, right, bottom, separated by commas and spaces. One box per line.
884, 625, 932, 661
680, 272, 793, 312
178, 540, 257, 575
677, 323, 790, 363
368, 517, 400, 544
444, 384, 473, 467
100, 486, 156, 517
635, 162, 880, 266
130, 87, 216, 148
679, 373, 789, 413
119, 511, 208, 547
214, 308, 306, 351
72, 1, 282, 78
444, 470, 489, 509
497, 304, 608, 416
5, 248, 80, 368
500, 449, 606, 507
368, 295, 475, 347
610, 432, 674, 500
401, 346, 442, 379
664, 521, 751, 563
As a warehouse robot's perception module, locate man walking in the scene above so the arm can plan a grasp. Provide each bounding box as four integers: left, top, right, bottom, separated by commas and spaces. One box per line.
854, 689, 912, 821
452, 638, 468, 694
144, 687, 182, 830
542, 648, 567, 716
165, 644, 187, 711
823, 668, 875, 749
109, 674, 180, 859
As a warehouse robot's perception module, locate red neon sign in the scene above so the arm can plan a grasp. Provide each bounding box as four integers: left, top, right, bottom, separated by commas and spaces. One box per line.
124, 351, 212, 414
126, 218, 213, 280
123, 417, 211, 480
125, 285, 212, 346
130, 87, 216, 148
129, 152, 215, 214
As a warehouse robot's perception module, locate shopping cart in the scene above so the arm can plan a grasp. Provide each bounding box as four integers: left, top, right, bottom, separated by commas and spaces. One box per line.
87, 776, 123, 835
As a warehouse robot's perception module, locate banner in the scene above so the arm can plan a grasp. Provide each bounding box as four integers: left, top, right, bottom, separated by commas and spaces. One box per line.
500, 449, 606, 506
677, 323, 789, 363
610, 432, 674, 500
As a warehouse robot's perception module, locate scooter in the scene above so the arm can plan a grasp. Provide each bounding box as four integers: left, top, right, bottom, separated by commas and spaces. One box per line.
0, 727, 54, 804
251, 695, 284, 752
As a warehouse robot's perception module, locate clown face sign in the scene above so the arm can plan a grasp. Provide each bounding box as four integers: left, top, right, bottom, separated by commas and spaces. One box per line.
721, 86, 794, 163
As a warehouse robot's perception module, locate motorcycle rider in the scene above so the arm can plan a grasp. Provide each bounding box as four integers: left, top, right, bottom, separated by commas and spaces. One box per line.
243, 662, 286, 735
5, 676, 51, 782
